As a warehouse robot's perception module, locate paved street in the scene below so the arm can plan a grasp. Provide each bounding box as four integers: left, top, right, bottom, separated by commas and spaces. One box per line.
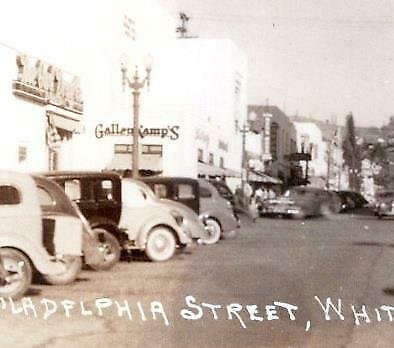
3, 212, 394, 348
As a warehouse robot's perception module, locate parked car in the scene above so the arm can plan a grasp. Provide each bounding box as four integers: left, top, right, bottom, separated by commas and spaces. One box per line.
141, 177, 239, 244
0, 171, 83, 299
260, 187, 341, 218
43, 171, 125, 269
336, 191, 369, 212
120, 178, 192, 261
208, 179, 241, 225
374, 191, 394, 218
34, 175, 113, 271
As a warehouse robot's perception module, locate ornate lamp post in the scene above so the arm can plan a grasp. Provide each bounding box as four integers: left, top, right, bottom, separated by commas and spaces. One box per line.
121, 56, 152, 178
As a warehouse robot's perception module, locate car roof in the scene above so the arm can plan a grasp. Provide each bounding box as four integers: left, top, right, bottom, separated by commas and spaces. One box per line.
141, 176, 198, 185
41, 171, 121, 180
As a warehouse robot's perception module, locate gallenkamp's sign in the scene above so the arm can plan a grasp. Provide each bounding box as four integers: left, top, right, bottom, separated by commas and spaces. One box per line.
12, 54, 83, 114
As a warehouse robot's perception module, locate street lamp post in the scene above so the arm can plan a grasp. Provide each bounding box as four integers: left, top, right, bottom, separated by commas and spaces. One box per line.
121, 57, 152, 178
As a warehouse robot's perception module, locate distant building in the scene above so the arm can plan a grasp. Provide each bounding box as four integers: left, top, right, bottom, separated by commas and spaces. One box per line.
247, 105, 297, 186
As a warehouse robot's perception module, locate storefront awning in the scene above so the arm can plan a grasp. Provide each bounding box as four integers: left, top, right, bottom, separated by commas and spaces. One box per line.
47, 111, 83, 133
248, 170, 283, 184
198, 162, 240, 178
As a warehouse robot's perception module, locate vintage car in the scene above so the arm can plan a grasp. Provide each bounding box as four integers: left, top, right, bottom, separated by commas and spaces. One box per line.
34, 175, 114, 271
374, 191, 394, 218
43, 171, 124, 269
0, 171, 83, 299
260, 187, 341, 218
120, 179, 192, 261
336, 190, 369, 212
141, 177, 239, 244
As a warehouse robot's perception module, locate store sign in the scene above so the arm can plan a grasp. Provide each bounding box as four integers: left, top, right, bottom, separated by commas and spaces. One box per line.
12, 54, 83, 114
95, 123, 180, 140
287, 152, 312, 161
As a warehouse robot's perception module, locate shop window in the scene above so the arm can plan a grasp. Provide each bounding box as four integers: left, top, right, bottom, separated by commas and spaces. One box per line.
0, 186, 20, 205
115, 144, 132, 154
142, 145, 163, 155
178, 184, 195, 199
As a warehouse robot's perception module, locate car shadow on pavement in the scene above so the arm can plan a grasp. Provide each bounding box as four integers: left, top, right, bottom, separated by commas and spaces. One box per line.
352, 241, 394, 248
24, 287, 42, 297
382, 288, 394, 296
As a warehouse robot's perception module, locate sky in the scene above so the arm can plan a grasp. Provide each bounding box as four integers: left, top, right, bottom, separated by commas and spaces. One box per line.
159, 0, 394, 128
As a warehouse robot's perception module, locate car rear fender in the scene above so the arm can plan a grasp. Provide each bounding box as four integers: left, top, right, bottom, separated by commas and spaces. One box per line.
0, 234, 66, 275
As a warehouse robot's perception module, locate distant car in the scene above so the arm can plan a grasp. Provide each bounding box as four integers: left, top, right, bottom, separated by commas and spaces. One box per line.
374, 191, 394, 218
261, 187, 341, 218
336, 191, 369, 212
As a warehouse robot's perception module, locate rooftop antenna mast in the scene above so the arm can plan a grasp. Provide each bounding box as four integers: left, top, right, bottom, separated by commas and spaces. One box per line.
176, 12, 190, 38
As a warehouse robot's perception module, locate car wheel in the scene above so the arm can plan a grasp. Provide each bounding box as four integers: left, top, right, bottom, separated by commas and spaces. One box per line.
293, 211, 306, 219
201, 218, 221, 245
0, 248, 32, 299
89, 228, 121, 271
145, 227, 176, 262
320, 204, 332, 216
44, 255, 82, 285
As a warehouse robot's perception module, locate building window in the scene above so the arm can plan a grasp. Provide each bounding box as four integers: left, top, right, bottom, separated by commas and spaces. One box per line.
18, 146, 27, 163
234, 78, 241, 131
123, 15, 136, 40
270, 122, 279, 161
208, 153, 214, 165
219, 157, 224, 169
198, 149, 204, 162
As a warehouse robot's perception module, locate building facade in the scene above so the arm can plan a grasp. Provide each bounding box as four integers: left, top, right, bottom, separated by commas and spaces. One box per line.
247, 105, 297, 185
0, 1, 247, 184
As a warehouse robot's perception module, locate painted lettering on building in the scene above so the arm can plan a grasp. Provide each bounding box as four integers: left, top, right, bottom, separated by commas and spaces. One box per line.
12, 54, 83, 114
95, 123, 180, 140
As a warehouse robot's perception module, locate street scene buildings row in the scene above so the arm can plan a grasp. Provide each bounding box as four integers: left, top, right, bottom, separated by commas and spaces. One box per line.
0, 0, 391, 198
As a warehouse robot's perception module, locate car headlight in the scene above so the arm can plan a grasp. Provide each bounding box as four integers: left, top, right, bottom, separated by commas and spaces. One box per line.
170, 210, 184, 226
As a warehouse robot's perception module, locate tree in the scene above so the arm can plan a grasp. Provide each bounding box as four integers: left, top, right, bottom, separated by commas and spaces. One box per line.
342, 112, 362, 191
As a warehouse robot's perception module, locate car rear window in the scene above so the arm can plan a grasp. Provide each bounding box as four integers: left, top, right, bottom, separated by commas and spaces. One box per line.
178, 184, 195, 199
0, 185, 20, 205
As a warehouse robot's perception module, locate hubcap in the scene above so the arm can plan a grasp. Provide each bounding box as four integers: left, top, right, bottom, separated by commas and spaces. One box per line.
153, 234, 168, 252
0, 258, 25, 293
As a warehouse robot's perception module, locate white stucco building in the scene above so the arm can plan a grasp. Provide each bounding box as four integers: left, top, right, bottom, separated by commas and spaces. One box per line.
293, 122, 327, 187
0, 1, 247, 184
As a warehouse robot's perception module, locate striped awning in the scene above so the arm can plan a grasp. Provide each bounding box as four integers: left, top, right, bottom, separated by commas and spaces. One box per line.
198, 162, 241, 178
248, 170, 283, 184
